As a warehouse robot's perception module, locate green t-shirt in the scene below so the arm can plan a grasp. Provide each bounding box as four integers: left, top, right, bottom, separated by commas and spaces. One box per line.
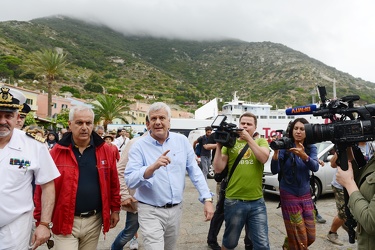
222, 138, 269, 200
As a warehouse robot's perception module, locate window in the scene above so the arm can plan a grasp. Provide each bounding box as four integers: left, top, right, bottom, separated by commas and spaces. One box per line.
26, 99, 33, 105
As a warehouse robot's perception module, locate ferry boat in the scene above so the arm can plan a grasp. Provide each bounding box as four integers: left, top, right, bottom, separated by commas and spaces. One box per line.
212, 92, 327, 139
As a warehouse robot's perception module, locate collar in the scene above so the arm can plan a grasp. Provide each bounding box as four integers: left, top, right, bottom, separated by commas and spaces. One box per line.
146, 131, 171, 145
71, 135, 94, 149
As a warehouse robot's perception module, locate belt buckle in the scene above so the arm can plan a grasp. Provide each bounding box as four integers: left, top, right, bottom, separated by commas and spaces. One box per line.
80, 210, 96, 218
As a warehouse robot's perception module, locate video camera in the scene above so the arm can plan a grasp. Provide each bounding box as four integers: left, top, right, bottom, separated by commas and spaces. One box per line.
303, 86, 375, 148
289, 85, 375, 244
211, 115, 242, 148
270, 123, 294, 150
270, 137, 293, 150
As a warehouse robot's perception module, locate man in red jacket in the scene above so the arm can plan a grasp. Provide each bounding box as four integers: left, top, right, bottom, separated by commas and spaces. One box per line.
34, 105, 121, 250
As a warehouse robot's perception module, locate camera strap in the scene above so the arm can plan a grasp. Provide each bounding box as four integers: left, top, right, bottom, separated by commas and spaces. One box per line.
227, 144, 249, 183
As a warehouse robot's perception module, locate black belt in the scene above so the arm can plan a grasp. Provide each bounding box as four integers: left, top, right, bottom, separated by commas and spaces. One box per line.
75, 209, 99, 218
139, 201, 180, 209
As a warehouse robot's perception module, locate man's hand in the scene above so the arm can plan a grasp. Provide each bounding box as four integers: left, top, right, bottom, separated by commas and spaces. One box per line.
336, 161, 359, 195
121, 197, 138, 209
110, 212, 120, 228
203, 201, 214, 221
30, 225, 51, 250
237, 129, 252, 142
144, 150, 171, 179
155, 150, 171, 168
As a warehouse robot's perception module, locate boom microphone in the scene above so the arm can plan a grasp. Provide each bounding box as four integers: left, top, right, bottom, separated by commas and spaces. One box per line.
285, 104, 318, 116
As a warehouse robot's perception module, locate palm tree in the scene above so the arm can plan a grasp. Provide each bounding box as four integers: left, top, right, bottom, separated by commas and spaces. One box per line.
27, 49, 68, 118
92, 94, 132, 131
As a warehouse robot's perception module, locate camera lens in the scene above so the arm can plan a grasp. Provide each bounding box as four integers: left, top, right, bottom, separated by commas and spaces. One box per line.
305, 123, 334, 144
270, 140, 283, 150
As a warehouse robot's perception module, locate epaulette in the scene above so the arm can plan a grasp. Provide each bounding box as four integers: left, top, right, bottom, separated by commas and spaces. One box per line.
26, 132, 46, 143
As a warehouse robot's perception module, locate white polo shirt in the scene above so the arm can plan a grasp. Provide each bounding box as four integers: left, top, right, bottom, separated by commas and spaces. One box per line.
0, 129, 60, 227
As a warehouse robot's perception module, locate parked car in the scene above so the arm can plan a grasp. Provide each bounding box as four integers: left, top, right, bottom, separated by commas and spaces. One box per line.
263, 142, 335, 199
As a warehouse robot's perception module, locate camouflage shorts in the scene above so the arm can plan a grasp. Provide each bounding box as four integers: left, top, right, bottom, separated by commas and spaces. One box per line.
332, 185, 346, 220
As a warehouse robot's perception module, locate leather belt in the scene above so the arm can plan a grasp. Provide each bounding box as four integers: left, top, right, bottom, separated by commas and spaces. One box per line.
139, 201, 180, 209
75, 209, 99, 218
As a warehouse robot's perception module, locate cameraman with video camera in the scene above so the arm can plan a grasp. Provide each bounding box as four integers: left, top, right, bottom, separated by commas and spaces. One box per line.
271, 118, 319, 249
213, 112, 270, 250
336, 156, 375, 249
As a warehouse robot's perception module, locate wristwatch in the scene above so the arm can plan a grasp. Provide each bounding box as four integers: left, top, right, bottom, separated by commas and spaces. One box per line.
40, 221, 53, 229
204, 197, 213, 203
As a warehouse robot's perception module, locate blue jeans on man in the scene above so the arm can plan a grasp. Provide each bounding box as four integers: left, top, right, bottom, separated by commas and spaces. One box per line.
111, 212, 139, 250
222, 198, 270, 249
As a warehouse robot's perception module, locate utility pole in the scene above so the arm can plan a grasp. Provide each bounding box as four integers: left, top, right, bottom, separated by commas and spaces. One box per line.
320, 73, 337, 99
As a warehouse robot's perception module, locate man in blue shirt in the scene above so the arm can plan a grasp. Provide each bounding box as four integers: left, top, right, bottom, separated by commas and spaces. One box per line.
125, 102, 214, 250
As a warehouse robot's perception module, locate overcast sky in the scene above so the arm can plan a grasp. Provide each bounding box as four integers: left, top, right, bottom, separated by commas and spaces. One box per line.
2, 0, 375, 83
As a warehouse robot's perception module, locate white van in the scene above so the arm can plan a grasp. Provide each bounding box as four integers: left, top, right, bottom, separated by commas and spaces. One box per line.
187, 128, 206, 146
187, 128, 215, 179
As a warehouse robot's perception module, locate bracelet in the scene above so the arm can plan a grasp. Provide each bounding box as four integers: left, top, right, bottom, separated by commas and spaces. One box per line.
304, 156, 310, 163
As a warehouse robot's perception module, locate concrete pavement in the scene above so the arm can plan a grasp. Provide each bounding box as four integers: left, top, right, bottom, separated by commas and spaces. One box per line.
40, 177, 357, 249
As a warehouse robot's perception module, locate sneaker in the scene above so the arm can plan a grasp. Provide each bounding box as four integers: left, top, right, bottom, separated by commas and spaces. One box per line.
327, 232, 343, 246
207, 241, 221, 250
129, 236, 138, 250
316, 214, 326, 224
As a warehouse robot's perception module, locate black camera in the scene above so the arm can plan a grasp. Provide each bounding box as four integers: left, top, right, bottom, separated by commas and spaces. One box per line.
270, 137, 294, 150
303, 86, 375, 146
297, 85, 375, 244
211, 115, 242, 148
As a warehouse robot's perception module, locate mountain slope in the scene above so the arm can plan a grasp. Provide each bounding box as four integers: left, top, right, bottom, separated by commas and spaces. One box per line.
0, 16, 374, 111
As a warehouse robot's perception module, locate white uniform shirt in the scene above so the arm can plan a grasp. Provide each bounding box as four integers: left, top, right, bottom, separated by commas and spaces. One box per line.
113, 136, 129, 152
0, 129, 60, 227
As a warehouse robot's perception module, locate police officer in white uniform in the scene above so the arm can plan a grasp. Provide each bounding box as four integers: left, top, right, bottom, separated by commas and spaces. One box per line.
0, 87, 60, 250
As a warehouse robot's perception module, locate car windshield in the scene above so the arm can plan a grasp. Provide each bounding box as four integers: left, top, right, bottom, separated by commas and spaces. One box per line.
315, 142, 333, 154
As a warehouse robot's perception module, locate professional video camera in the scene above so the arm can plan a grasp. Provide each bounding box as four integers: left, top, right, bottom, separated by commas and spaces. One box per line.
303, 86, 375, 148
211, 115, 242, 148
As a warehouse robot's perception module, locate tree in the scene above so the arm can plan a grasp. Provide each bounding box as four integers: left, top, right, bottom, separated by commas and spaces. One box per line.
25, 49, 69, 118
92, 95, 132, 131
56, 108, 70, 129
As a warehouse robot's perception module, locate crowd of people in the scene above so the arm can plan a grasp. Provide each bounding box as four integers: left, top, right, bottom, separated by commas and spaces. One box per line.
0, 86, 375, 250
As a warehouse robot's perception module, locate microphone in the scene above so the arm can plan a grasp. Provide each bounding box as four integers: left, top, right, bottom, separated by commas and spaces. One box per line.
285, 104, 318, 116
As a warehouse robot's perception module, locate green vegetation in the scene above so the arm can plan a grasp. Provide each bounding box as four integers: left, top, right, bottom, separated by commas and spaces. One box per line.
0, 16, 374, 112
91, 95, 132, 131
22, 49, 69, 117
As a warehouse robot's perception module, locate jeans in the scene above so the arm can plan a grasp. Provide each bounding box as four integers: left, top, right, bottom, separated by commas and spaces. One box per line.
200, 155, 211, 179
222, 198, 269, 250
208, 181, 252, 247
111, 212, 139, 250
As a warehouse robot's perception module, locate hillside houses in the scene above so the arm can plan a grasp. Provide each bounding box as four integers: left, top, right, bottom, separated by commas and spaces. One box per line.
0, 82, 194, 127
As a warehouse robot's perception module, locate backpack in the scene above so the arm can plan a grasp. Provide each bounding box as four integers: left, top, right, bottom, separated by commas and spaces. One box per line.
195, 135, 206, 156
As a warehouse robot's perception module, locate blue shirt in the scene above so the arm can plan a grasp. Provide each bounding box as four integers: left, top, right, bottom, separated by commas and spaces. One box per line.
125, 132, 212, 206
271, 144, 319, 196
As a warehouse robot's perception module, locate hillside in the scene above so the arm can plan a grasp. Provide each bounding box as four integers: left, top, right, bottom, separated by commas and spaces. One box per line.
0, 16, 374, 112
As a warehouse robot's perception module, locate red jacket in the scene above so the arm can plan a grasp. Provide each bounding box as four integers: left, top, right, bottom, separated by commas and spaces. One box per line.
34, 132, 121, 235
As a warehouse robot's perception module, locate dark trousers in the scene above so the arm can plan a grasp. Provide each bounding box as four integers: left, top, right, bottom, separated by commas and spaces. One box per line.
207, 181, 253, 247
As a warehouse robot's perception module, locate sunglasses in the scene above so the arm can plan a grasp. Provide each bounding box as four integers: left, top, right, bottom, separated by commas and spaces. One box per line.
46, 238, 54, 249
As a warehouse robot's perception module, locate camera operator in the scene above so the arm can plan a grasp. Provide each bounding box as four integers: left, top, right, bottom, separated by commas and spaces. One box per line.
271, 118, 319, 249
336, 156, 375, 248
213, 112, 270, 250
